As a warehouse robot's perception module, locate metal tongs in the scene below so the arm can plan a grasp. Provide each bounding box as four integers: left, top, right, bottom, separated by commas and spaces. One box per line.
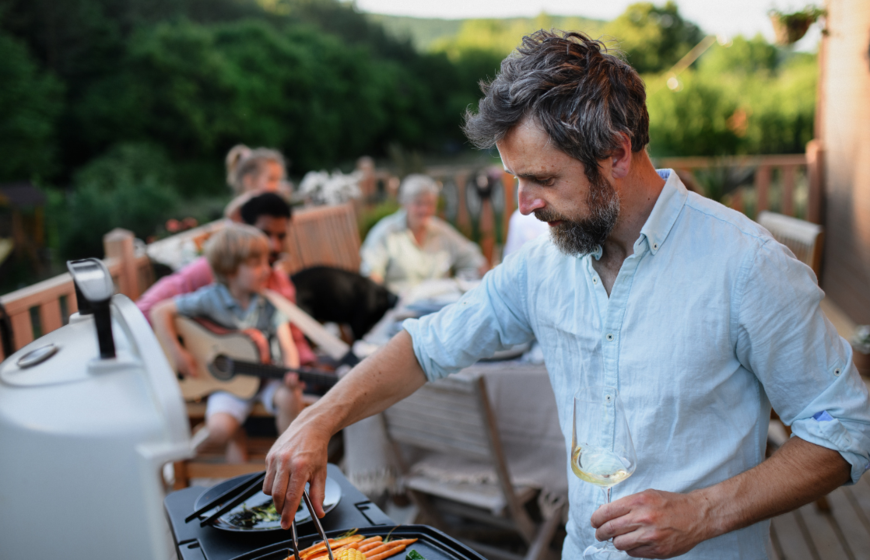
301, 488, 334, 560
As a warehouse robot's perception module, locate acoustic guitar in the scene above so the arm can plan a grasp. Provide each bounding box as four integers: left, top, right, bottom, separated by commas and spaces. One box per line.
161, 316, 339, 401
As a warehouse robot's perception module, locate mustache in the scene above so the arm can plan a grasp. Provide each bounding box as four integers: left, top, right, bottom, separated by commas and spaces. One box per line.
534, 209, 568, 223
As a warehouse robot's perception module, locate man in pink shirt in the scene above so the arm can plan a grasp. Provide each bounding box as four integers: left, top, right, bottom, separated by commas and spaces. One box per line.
137, 192, 316, 365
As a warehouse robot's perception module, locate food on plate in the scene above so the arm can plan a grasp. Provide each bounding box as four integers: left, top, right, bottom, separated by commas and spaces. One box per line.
226, 499, 303, 528
287, 532, 418, 560
228, 501, 280, 528
406, 551, 427, 560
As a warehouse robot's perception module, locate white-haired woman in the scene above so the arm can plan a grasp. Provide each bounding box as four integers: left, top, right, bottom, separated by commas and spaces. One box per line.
360, 174, 486, 292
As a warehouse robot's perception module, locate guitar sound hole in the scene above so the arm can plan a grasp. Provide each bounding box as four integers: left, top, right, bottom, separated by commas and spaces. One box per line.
211, 355, 234, 381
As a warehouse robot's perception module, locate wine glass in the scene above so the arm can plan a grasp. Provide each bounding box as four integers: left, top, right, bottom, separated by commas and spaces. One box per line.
572, 385, 637, 558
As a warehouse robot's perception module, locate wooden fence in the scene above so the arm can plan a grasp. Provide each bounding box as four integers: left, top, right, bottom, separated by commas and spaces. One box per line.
0, 229, 153, 360
658, 141, 824, 223
366, 144, 825, 266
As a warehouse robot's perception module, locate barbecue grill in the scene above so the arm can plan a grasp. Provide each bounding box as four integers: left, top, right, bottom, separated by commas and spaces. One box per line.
0, 259, 191, 560
165, 465, 488, 560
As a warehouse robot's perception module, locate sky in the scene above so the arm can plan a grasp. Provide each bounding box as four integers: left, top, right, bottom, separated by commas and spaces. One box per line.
355, 0, 823, 50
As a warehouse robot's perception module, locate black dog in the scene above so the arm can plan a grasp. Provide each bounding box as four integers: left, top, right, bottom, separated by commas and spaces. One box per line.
291, 266, 399, 340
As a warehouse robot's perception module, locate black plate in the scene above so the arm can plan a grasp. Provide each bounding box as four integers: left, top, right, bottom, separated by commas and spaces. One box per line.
194, 473, 341, 532
231, 525, 488, 560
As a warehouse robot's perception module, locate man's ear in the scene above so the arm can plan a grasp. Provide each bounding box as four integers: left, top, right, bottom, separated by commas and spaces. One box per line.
610, 132, 633, 179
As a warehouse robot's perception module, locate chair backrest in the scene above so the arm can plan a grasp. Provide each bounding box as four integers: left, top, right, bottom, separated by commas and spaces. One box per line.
382, 374, 501, 461
757, 211, 825, 276
283, 203, 361, 275
146, 203, 362, 276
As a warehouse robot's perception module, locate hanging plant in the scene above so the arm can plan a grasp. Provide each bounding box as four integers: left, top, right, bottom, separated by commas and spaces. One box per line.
769, 6, 826, 45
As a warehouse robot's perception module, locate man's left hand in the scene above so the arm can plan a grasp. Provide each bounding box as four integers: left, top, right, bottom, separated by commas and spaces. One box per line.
590, 489, 714, 558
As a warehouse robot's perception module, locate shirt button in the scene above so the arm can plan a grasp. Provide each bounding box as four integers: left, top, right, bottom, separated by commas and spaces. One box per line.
653, 242, 659, 250
606, 333, 614, 341
593, 277, 598, 284
834, 367, 842, 376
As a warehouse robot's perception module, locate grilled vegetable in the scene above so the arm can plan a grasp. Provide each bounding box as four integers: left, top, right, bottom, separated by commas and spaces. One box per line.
334, 549, 365, 560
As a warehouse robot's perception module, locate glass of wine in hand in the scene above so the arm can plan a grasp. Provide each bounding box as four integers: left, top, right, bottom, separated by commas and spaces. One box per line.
572, 386, 637, 559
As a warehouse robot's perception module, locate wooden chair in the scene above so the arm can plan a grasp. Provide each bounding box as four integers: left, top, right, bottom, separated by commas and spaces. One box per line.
382, 374, 565, 560
757, 211, 824, 276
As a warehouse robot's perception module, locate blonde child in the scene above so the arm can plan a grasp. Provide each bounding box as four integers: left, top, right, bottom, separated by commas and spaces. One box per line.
152, 224, 303, 462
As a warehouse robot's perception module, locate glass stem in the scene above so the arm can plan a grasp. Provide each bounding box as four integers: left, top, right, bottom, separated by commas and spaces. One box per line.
602, 487, 615, 548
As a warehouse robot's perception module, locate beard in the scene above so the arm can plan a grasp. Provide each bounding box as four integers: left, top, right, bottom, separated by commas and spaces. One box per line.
535, 175, 620, 256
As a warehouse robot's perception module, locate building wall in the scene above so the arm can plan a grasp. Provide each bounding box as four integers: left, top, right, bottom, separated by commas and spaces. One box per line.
820, 0, 870, 322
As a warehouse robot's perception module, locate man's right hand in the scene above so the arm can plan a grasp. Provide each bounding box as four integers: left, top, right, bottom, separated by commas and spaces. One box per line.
262, 330, 429, 529
262, 408, 332, 529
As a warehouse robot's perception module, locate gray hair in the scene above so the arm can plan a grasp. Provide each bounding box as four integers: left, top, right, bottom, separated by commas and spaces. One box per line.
399, 174, 440, 205
225, 144, 287, 194
463, 30, 650, 185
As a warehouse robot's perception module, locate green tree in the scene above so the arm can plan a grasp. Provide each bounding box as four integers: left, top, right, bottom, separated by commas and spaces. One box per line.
0, 31, 64, 181
54, 142, 179, 260
698, 34, 779, 76
647, 72, 741, 157
604, 2, 704, 74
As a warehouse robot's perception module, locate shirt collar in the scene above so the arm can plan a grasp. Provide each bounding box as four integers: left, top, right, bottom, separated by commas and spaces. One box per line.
638, 169, 689, 256
214, 283, 260, 314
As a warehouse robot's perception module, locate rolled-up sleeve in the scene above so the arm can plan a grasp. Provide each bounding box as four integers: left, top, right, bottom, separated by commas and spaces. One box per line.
735, 239, 870, 483
403, 254, 535, 381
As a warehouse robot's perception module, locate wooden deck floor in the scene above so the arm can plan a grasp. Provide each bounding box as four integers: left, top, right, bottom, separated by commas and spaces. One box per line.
770, 458, 870, 560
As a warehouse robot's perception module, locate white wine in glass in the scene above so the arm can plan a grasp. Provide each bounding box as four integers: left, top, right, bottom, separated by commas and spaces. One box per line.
573, 386, 637, 559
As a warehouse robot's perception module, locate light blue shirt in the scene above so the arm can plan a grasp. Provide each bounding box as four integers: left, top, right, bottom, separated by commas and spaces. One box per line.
403, 170, 870, 559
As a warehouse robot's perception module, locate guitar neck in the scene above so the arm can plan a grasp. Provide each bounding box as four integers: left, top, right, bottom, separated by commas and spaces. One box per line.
228, 360, 339, 387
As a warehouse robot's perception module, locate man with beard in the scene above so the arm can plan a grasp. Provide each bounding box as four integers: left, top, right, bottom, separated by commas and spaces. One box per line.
261, 31, 870, 558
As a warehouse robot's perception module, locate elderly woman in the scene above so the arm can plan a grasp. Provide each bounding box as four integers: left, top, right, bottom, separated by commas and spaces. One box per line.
360, 174, 486, 292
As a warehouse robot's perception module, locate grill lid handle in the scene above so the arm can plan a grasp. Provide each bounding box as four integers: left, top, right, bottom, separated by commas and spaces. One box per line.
67, 258, 116, 359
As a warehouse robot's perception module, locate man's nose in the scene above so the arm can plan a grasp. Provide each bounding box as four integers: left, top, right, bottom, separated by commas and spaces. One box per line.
517, 183, 545, 215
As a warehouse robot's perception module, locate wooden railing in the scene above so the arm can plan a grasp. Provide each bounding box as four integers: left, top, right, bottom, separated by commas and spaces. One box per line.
658, 141, 824, 223
0, 229, 153, 360
359, 144, 825, 267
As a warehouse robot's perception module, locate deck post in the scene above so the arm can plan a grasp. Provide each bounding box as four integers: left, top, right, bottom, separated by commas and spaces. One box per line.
806, 140, 825, 225
755, 165, 771, 216
103, 228, 139, 300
